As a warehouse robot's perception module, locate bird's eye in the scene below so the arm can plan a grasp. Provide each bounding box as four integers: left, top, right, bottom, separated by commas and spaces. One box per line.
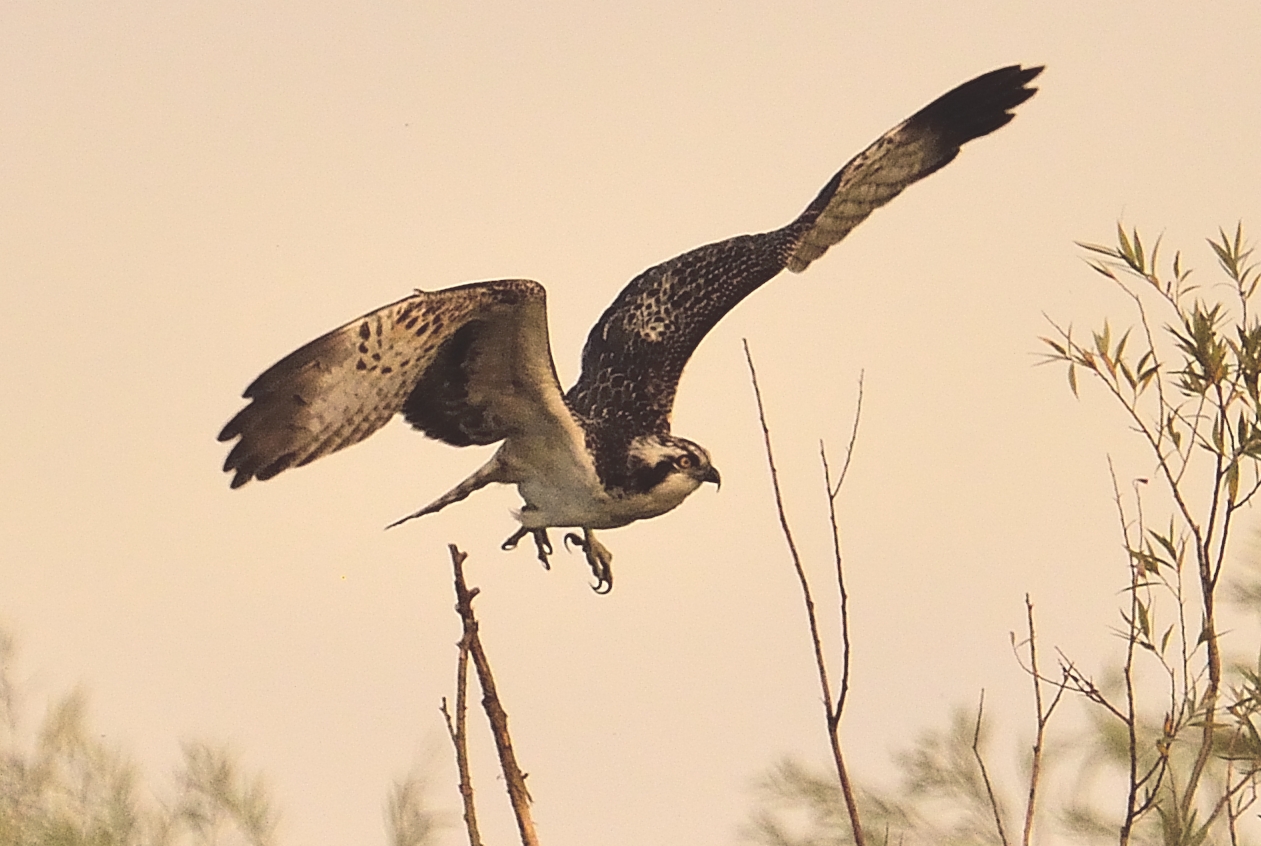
676, 455, 695, 470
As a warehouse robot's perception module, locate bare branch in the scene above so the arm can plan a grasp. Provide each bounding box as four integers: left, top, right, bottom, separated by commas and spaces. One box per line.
448, 545, 540, 846
441, 620, 482, 846
828, 372, 865, 500
744, 340, 865, 846
1020, 595, 1065, 846
1107, 459, 1143, 846
971, 691, 1010, 846
820, 376, 863, 722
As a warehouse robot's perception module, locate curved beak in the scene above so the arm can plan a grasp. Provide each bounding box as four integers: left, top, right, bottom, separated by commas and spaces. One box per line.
703, 465, 722, 490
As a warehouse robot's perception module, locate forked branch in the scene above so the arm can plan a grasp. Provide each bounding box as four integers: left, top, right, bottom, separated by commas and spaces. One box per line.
441, 626, 481, 846
971, 691, 1010, 846
447, 544, 540, 846
744, 340, 866, 846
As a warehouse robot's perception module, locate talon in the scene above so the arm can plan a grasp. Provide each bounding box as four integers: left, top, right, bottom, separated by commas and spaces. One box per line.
563, 532, 585, 552
501, 526, 530, 551
578, 530, 614, 595
531, 529, 553, 571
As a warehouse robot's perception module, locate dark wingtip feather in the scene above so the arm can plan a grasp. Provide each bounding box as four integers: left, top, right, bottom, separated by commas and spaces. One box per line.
255, 454, 296, 482
217, 415, 242, 443
907, 64, 1044, 148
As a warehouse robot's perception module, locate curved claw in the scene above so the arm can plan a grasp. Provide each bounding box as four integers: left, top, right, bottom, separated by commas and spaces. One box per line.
502, 527, 553, 572
576, 530, 614, 595
531, 529, 553, 571
563, 532, 585, 553
501, 526, 529, 551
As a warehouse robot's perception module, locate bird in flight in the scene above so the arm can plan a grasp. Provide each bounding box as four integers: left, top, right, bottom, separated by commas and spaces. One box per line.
220, 64, 1042, 593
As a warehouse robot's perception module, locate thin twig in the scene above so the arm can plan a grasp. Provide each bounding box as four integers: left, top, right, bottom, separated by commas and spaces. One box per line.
441, 623, 482, 846
1107, 459, 1143, 846
744, 340, 865, 846
821, 446, 852, 722
829, 371, 865, 499
1020, 595, 1065, 846
1050, 651, 1127, 723
822, 373, 863, 719
971, 691, 1010, 846
449, 545, 540, 846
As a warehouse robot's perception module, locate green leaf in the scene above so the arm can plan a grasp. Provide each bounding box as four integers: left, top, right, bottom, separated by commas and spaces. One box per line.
1087, 260, 1118, 280
1114, 327, 1130, 363
1094, 321, 1111, 359
1149, 529, 1180, 565
1119, 358, 1135, 389
1068, 363, 1078, 397
1041, 337, 1067, 356
1118, 223, 1132, 262
1136, 598, 1151, 638
1077, 240, 1120, 257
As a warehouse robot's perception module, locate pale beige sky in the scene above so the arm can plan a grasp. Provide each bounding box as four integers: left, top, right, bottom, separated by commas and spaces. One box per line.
4, 3, 1261, 845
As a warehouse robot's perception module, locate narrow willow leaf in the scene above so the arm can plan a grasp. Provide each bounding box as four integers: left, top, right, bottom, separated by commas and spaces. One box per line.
1149, 530, 1180, 564
1120, 359, 1136, 389
1088, 260, 1118, 280
1077, 240, 1120, 257
1115, 328, 1131, 363
1136, 599, 1151, 638
1041, 337, 1067, 356
1118, 223, 1132, 261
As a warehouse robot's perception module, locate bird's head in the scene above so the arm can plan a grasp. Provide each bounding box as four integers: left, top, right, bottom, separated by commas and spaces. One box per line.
624, 435, 721, 503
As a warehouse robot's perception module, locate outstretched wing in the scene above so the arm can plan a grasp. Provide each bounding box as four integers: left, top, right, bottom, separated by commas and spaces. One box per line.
219, 279, 571, 488
566, 64, 1042, 439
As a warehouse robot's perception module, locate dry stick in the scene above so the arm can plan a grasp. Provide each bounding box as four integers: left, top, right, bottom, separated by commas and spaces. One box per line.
743, 340, 866, 846
1228, 773, 1241, 846
971, 691, 1010, 846
448, 544, 540, 846
1020, 598, 1043, 846
1019, 595, 1065, 846
822, 369, 862, 720
1180, 394, 1227, 826
1107, 459, 1143, 846
441, 628, 483, 846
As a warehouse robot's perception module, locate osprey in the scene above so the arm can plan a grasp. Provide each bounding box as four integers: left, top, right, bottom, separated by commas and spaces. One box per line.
220, 64, 1041, 593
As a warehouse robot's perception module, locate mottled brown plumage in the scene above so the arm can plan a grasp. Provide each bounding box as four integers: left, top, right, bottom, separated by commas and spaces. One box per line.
219, 280, 565, 487
219, 65, 1042, 591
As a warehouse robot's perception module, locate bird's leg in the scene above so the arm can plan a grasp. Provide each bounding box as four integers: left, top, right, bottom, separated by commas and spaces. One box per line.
563, 529, 614, 594
501, 527, 554, 570
385, 456, 506, 529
